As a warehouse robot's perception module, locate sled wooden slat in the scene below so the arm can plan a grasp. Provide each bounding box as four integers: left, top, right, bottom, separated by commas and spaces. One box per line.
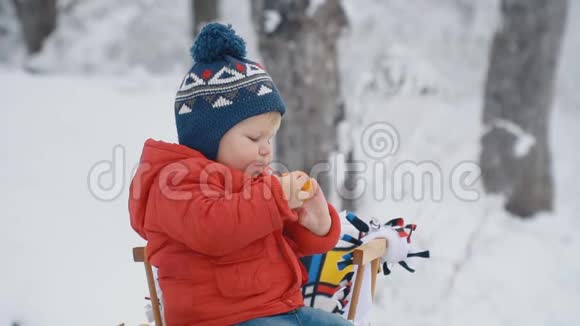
353, 238, 387, 266
133, 246, 146, 263
348, 238, 387, 322
370, 258, 380, 300
133, 246, 164, 326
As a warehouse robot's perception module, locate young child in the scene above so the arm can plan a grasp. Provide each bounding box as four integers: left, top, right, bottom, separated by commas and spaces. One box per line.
129, 23, 351, 326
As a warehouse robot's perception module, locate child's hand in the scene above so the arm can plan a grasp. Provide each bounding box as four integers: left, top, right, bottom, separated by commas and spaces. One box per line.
295, 179, 331, 236
277, 171, 311, 209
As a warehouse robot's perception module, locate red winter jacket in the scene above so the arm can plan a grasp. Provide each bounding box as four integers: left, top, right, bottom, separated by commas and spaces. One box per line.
129, 139, 341, 326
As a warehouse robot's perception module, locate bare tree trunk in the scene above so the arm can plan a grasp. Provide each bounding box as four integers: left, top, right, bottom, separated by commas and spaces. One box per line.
480, 0, 568, 217
191, 0, 219, 37
341, 148, 358, 211
12, 0, 56, 54
0, 2, 12, 40
251, 0, 348, 209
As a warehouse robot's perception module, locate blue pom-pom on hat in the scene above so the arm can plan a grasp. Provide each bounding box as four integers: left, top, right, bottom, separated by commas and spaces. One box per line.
190, 23, 247, 63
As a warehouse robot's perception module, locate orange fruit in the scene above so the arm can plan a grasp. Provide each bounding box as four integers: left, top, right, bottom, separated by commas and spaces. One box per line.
301, 178, 313, 196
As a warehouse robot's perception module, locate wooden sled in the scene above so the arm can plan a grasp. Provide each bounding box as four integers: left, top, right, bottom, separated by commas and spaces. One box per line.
131, 238, 387, 325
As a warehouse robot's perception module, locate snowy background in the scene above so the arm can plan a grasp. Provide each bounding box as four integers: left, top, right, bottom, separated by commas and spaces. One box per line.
1, 0, 579, 325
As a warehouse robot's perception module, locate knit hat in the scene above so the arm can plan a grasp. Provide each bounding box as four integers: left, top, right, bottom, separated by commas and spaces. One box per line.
174, 23, 286, 160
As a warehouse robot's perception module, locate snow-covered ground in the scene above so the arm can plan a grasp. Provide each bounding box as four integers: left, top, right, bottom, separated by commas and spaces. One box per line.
1, 1, 579, 325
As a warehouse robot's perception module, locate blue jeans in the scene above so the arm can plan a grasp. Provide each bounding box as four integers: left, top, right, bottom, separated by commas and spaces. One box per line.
234, 307, 353, 325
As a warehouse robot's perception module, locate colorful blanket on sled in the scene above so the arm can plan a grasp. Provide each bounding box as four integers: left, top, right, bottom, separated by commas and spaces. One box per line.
299, 211, 430, 323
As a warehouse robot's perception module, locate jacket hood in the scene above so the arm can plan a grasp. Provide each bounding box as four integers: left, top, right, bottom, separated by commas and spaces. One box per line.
128, 139, 207, 239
